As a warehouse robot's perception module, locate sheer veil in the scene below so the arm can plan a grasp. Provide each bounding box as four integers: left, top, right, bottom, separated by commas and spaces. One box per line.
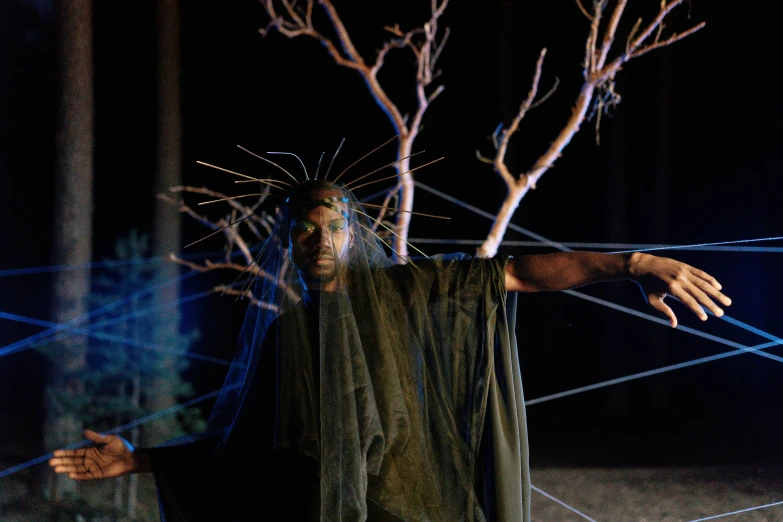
156, 143, 530, 522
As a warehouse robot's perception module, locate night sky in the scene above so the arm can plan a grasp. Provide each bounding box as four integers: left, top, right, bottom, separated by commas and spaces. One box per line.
1, 0, 782, 469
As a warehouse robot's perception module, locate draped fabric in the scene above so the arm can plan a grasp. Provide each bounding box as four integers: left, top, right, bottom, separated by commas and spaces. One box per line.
151, 181, 530, 521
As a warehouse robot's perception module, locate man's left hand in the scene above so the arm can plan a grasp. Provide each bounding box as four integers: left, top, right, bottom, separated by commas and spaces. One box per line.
629, 252, 731, 328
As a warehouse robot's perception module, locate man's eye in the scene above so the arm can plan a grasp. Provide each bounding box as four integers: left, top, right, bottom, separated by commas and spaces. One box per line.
329, 223, 345, 232
296, 223, 315, 232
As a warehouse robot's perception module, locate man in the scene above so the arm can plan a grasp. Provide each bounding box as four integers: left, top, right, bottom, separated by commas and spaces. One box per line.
50, 180, 730, 521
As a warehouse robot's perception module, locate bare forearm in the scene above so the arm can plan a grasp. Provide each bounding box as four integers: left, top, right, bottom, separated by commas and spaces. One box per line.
506, 251, 638, 293
505, 250, 731, 327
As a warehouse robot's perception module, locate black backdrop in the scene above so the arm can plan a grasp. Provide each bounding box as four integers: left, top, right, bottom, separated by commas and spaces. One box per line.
1, 0, 782, 469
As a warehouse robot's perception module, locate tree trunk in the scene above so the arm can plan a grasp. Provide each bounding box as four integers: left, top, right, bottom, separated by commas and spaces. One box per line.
44, 0, 94, 500
478, 84, 597, 258
146, 0, 183, 446
394, 134, 414, 259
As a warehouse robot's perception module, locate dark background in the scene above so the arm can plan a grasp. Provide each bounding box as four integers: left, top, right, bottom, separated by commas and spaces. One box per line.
1, 0, 781, 472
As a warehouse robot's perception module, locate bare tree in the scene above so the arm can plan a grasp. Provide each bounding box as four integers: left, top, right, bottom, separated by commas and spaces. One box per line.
476, 0, 704, 257
168, 1, 705, 288
160, 183, 286, 307
259, 0, 449, 258
44, 0, 94, 501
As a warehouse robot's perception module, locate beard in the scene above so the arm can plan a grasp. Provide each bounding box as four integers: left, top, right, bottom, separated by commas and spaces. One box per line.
301, 256, 342, 287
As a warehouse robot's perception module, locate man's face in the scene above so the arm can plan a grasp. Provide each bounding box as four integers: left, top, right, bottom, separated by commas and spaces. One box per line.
288, 190, 352, 290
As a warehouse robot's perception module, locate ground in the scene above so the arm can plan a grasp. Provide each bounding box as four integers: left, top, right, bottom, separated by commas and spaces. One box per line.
530, 466, 783, 521
3, 448, 783, 521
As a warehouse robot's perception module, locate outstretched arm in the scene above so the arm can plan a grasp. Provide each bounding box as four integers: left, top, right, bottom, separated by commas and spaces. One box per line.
49, 430, 152, 480
504, 251, 731, 328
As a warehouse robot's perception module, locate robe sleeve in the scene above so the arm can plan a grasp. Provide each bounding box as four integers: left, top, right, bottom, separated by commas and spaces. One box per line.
147, 434, 221, 473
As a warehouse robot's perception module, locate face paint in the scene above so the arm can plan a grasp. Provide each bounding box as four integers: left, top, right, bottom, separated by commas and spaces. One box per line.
288, 189, 353, 291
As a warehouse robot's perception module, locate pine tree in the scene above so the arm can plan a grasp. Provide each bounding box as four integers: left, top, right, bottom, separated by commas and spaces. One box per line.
47, 231, 202, 521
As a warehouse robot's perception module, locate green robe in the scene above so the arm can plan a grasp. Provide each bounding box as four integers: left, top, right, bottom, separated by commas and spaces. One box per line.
153, 254, 530, 521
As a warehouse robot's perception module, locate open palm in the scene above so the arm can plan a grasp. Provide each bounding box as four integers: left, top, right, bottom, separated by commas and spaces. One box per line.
49, 430, 135, 480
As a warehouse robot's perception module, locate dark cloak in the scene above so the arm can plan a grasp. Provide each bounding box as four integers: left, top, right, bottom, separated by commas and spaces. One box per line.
150, 254, 530, 521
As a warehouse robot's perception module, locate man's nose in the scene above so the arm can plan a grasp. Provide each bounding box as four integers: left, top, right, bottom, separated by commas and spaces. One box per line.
320, 230, 336, 249
312, 228, 333, 249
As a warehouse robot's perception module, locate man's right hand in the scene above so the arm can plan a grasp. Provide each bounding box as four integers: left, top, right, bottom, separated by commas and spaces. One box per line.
49, 429, 138, 480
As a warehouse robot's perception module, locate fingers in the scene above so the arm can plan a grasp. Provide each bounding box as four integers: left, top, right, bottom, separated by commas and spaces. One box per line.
671, 275, 730, 321
689, 267, 721, 289
690, 272, 732, 308
49, 456, 88, 471
51, 448, 86, 459
52, 463, 88, 474
689, 278, 731, 312
682, 280, 725, 319
670, 282, 709, 321
49, 457, 77, 467
649, 294, 677, 328
84, 429, 111, 444
49, 459, 96, 478
49, 454, 103, 480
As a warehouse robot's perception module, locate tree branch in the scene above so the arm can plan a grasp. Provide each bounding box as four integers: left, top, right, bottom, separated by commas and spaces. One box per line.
168, 254, 261, 277
212, 286, 268, 309
596, 0, 627, 69
575, 0, 593, 21
317, 0, 367, 66
259, 0, 449, 258
478, 0, 704, 258
630, 23, 705, 59
492, 48, 548, 189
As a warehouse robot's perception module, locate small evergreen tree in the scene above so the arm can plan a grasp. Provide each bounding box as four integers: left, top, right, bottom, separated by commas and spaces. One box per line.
45, 230, 203, 521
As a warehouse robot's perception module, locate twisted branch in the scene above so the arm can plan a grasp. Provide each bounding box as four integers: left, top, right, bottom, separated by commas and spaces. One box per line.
478, 0, 704, 258
259, 0, 449, 257
159, 185, 291, 307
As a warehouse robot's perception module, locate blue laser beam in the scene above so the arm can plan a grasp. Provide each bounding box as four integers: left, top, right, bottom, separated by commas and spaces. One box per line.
531, 485, 598, 522
0, 290, 211, 359
74, 270, 200, 324
103, 389, 221, 436
16, 246, 261, 351
408, 238, 783, 253
415, 182, 783, 255
717, 313, 783, 345
608, 236, 783, 255
0, 244, 252, 354
525, 339, 781, 406
0, 311, 231, 366
414, 182, 570, 251
564, 289, 783, 363
0, 257, 169, 277
60, 291, 211, 336
414, 181, 783, 367
1, 243, 266, 361
0, 270, 200, 361
525, 291, 783, 405
0, 250, 229, 277
0, 389, 221, 479
687, 500, 783, 521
